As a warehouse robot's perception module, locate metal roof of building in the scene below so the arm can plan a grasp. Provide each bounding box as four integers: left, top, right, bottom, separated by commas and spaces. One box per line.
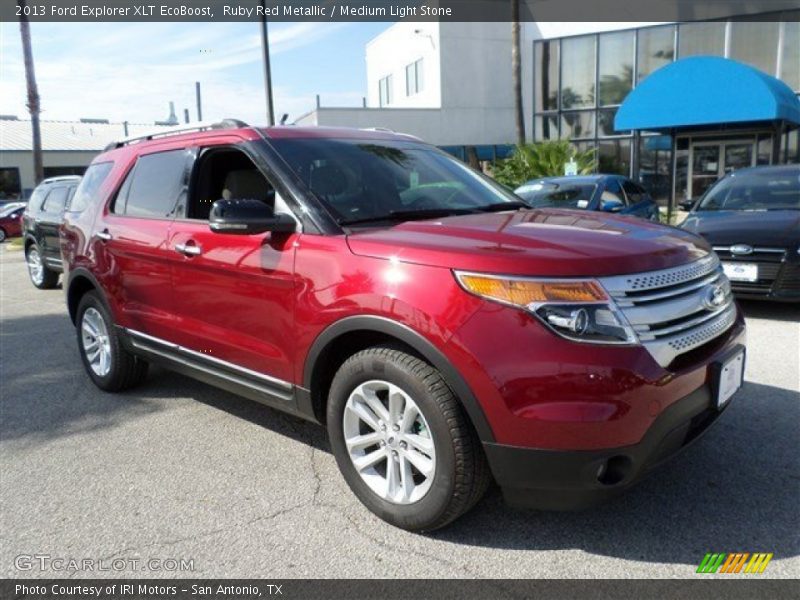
0, 119, 171, 152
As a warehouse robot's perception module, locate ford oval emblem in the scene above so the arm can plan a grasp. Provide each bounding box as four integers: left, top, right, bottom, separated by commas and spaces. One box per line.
730, 244, 753, 255
703, 284, 727, 310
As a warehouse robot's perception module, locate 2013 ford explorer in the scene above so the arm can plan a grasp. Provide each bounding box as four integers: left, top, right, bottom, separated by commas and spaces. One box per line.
60, 121, 746, 531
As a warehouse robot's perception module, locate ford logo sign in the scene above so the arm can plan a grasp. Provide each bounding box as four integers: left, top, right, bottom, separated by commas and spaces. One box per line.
703, 284, 727, 310
730, 244, 753, 255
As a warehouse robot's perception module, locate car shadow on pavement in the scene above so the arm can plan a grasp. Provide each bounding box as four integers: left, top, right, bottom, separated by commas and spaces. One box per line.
433, 380, 800, 566
739, 299, 799, 322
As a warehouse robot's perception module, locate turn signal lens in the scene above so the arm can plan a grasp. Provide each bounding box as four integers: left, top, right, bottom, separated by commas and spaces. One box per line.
456, 273, 608, 307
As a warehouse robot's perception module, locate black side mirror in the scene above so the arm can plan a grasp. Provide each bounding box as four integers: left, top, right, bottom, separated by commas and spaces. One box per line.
209, 198, 296, 235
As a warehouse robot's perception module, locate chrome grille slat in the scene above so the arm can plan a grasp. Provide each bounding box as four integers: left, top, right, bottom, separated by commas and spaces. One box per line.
601, 254, 736, 368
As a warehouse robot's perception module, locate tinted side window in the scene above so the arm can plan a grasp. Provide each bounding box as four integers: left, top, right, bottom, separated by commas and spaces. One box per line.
42, 186, 69, 213
70, 162, 113, 213
116, 150, 187, 218
623, 180, 646, 203
602, 179, 625, 205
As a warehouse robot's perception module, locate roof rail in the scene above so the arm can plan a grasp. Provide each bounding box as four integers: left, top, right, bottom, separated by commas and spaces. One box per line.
104, 118, 249, 151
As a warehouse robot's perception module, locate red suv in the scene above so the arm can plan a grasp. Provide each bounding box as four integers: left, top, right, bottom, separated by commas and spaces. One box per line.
61, 121, 746, 531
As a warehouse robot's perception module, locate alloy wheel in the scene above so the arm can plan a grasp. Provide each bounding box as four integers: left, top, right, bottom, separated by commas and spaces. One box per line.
27, 248, 44, 285
343, 380, 436, 504
81, 307, 112, 377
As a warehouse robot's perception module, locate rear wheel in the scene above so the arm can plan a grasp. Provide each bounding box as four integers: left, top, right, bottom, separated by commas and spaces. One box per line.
76, 291, 148, 391
327, 346, 490, 531
0, 228, 6, 242
26, 243, 59, 289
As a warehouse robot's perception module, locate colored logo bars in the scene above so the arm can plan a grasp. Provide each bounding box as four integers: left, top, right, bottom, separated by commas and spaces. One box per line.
697, 552, 773, 574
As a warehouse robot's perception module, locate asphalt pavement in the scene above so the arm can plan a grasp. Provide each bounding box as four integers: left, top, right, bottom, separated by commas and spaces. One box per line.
1, 244, 798, 579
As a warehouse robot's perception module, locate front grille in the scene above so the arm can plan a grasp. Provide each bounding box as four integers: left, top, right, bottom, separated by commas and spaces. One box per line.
713, 246, 786, 293
775, 262, 800, 294
601, 254, 736, 368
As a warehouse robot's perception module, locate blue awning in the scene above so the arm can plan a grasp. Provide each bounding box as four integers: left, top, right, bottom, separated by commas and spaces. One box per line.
615, 56, 800, 132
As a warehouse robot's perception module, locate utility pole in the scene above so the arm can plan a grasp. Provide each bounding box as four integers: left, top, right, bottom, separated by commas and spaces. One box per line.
195, 81, 203, 121
18, 0, 43, 184
259, 0, 275, 125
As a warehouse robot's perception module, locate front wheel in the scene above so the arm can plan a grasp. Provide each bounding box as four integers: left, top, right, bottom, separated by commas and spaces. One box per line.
25, 243, 59, 289
0, 228, 6, 243
327, 346, 490, 531
76, 291, 148, 392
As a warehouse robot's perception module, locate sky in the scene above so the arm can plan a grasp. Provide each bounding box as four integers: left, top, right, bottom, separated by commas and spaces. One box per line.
0, 21, 390, 125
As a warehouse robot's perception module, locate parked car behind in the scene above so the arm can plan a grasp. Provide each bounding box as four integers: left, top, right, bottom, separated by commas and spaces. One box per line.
22, 175, 81, 288
61, 122, 745, 531
681, 165, 800, 302
0, 202, 27, 242
514, 175, 660, 220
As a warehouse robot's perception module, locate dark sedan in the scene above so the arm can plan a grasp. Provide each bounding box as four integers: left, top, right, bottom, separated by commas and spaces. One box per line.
681, 165, 800, 302
514, 174, 659, 221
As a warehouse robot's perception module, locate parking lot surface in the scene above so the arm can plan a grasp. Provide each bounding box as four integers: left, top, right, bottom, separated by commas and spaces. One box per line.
1, 245, 798, 578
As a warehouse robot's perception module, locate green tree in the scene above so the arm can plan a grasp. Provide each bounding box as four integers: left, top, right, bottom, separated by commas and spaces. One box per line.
491, 140, 596, 189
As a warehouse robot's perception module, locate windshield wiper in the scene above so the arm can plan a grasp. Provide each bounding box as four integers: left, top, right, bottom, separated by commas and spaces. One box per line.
339, 208, 477, 226
475, 201, 530, 212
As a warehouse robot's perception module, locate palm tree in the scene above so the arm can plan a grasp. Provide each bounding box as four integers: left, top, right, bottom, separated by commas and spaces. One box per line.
511, 0, 525, 145
18, 0, 43, 184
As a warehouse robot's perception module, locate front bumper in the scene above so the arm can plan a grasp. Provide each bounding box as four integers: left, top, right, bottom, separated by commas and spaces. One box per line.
483, 371, 739, 510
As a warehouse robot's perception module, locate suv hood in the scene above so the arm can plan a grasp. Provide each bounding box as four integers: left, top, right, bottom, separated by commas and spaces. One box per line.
680, 210, 800, 248
346, 209, 710, 277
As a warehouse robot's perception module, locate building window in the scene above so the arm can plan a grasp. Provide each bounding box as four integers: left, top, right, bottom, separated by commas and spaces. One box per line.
638, 135, 673, 204
560, 111, 595, 140
730, 22, 780, 76
598, 30, 634, 106
637, 25, 675, 82
678, 22, 725, 58
405, 59, 424, 96
0, 167, 21, 199
534, 114, 559, 141
780, 22, 799, 91
379, 75, 393, 107
560, 35, 596, 109
535, 40, 559, 111
598, 139, 632, 176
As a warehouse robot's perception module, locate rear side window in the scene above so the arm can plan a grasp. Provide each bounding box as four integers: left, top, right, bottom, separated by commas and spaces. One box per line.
114, 150, 187, 218
70, 162, 113, 213
42, 186, 69, 213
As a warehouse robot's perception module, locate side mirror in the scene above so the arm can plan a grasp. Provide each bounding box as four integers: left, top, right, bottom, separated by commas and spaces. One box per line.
209, 198, 296, 235
601, 198, 624, 213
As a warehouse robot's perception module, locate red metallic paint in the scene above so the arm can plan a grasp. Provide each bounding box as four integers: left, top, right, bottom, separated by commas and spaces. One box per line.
0, 212, 23, 238
61, 125, 746, 457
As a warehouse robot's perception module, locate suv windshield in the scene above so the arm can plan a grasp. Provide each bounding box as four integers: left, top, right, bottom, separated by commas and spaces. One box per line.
269, 138, 525, 225
515, 182, 597, 209
698, 169, 800, 211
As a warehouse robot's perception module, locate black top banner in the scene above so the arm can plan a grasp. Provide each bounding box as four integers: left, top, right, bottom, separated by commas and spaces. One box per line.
3, 0, 800, 22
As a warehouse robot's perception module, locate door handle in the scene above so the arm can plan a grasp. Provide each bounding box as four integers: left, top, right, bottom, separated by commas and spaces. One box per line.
175, 242, 202, 256
96, 229, 112, 241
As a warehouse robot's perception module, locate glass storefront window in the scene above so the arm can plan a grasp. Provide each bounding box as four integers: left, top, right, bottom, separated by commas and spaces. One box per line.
560, 111, 595, 140
781, 22, 800, 91
598, 139, 632, 176
637, 25, 675, 82
535, 40, 559, 111
678, 22, 725, 58
534, 114, 559, 141
638, 135, 673, 205
757, 135, 772, 165
560, 35, 596, 109
730, 22, 779, 76
598, 30, 634, 105
598, 108, 630, 137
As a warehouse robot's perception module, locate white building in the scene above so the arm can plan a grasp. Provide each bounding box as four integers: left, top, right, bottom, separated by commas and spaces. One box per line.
0, 118, 168, 198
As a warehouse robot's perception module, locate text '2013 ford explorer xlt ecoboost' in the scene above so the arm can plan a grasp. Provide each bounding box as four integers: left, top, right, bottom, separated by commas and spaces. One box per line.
60, 120, 746, 531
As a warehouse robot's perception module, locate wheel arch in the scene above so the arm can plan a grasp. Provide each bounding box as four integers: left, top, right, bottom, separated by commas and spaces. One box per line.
303, 315, 495, 442
66, 268, 108, 324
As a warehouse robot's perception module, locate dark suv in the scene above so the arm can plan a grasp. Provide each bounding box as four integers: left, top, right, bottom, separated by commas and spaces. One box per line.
22, 175, 81, 288
61, 121, 746, 531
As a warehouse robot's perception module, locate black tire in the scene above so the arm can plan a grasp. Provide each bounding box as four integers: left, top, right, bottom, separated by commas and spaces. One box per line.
76, 291, 148, 392
25, 243, 59, 289
327, 346, 491, 531
0, 228, 6, 243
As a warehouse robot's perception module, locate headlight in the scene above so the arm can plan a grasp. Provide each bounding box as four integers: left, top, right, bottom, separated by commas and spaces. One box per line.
455, 271, 638, 345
